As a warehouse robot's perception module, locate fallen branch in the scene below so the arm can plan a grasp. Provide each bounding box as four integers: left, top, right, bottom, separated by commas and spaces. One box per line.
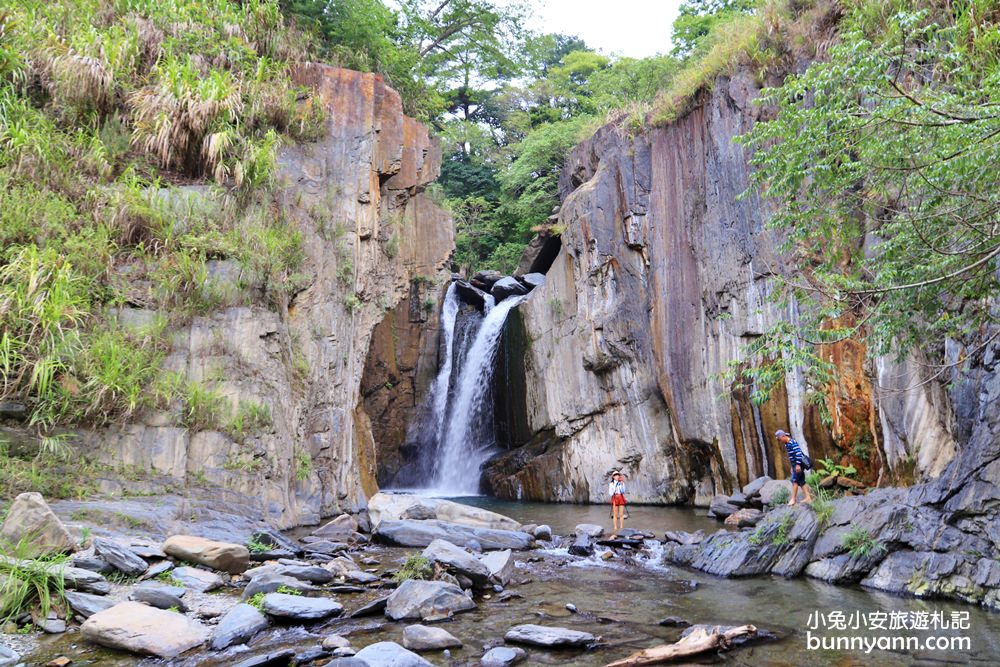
604, 624, 758, 666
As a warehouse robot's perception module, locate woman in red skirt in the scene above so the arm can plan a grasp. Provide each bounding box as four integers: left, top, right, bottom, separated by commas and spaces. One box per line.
609, 470, 627, 537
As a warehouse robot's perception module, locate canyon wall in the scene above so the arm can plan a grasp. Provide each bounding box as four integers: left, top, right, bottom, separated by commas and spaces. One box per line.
82, 65, 453, 528
483, 68, 962, 504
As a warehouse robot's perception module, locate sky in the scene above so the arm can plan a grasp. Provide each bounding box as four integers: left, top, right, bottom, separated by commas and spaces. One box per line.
528, 0, 684, 58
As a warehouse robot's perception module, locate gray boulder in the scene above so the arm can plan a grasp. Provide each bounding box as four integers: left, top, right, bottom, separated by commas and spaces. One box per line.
480, 549, 515, 585
172, 566, 223, 592
402, 624, 462, 651
533, 525, 552, 541
504, 624, 595, 647
242, 572, 316, 599
61, 564, 111, 594
66, 591, 116, 618
81, 601, 209, 658
724, 508, 764, 528
708, 495, 740, 519
163, 535, 249, 574
0, 492, 75, 556
759, 479, 794, 506
211, 603, 270, 650
385, 579, 476, 621
491, 276, 530, 301
375, 520, 533, 550
73, 557, 112, 574
354, 641, 434, 666
575, 524, 604, 538
568, 533, 593, 557
481, 646, 527, 666
130, 582, 187, 611
742, 476, 772, 498
0, 645, 20, 667
422, 539, 491, 588
261, 593, 342, 621
94, 538, 149, 576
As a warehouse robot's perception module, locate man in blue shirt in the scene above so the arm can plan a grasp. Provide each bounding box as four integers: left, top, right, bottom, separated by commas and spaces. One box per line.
776, 430, 813, 505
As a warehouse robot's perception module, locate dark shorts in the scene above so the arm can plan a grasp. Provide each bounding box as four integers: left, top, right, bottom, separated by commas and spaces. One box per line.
791, 468, 806, 485
612, 494, 627, 507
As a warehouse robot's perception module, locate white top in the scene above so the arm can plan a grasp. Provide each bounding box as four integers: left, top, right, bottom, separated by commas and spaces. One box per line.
609, 480, 625, 497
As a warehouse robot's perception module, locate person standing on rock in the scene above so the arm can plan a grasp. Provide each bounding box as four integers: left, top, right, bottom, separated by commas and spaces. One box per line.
609, 471, 628, 536
776, 430, 813, 505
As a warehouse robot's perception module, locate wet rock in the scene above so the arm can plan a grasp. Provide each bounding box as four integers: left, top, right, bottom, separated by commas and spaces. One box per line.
575, 524, 604, 538
402, 624, 462, 651
349, 595, 389, 618
658, 616, 690, 627
454, 280, 489, 310
663, 530, 705, 546
519, 523, 538, 535
568, 533, 593, 557
504, 624, 596, 647
481, 646, 526, 666
422, 539, 491, 588
519, 272, 546, 289
37, 616, 66, 633
728, 492, 749, 506
345, 570, 380, 584
231, 650, 296, 667
331, 649, 360, 659
480, 549, 515, 586
66, 591, 115, 619
242, 572, 316, 599
275, 564, 335, 584
130, 581, 187, 611
172, 566, 223, 592
354, 641, 434, 666
163, 535, 250, 574
0, 492, 75, 556
261, 593, 343, 621
314, 514, 359, 540
295, 647, 331, 664
724, 508, 764, 528
472, 270, 503, 289
491, 276, 530, 301
805, 551, 888, 584
210, 603, 270, 650
81, 601, 209, 658
708, 495, 740, 519
385, 579, 476, 621
94, 538, 148, 576
375, 520, 533, 550
45, 657, 71, 667
533, 525, 552, 541
759, 480, 794, 506
304, 540, 350, 556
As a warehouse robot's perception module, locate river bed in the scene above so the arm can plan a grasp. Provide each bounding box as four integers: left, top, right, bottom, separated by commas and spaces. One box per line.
24, 497, 1000, 666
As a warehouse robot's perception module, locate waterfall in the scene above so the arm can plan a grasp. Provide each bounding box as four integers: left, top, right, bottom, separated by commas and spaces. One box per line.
430, 293, 527, 494
427, 283, 460, 445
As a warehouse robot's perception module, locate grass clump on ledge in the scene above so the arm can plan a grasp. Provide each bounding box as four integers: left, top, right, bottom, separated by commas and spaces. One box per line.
0, 535, 68, 625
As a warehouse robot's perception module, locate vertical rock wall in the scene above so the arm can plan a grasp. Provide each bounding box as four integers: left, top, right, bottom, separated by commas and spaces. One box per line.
483, 69, 961, 504
84, 65, 453, 528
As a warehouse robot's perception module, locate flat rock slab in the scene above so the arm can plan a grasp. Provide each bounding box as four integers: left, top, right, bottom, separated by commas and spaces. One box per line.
130, 582, 187, 611
481, 646, 527, 666
386, 579, 475, 621
211, 603, 270, 650
375, 520, 533, 550
94, 538, 148, 576
163, 535, 250, 574
480, 549, 515, 585
59, 566, 111, 594
349, 595, 390, 618
172, 566, 223, 592
575, 524, 604, 538
230, 649, 296, 667
504, 624, 596, 647
354, 641, 435, 666
402, 624, 462, 651
66, 591, 116, 619
262, 593, 342, 621
81, 601, 209, 658
242, 572, 317, 599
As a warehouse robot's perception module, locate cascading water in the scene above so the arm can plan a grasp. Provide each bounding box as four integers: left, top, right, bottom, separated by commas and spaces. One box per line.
426, 283, 460, 445
429, 292, 528, 494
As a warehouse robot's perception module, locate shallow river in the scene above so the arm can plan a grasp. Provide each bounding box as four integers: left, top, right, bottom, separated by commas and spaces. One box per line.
29, 498, 1000, 666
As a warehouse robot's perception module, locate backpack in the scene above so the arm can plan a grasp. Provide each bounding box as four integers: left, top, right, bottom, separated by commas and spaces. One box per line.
802, 454, 813, 470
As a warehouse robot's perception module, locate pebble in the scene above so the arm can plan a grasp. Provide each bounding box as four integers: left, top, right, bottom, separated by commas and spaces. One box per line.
565, 603, 578, 613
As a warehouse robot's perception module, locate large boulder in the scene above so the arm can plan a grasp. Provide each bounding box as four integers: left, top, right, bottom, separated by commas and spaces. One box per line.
481, 646, 527, 667
163, 535, 250, 574
354, 641, 434, 667
171, 566, 223, 592
211, 603, 269, 650
81, 601, 209, 658
575, 524, 604, 538
385, 579, 476, 621
130, 581, 186, 611
241, 572, 316, 599
66, 591, 115, 619
0, 492, 75, 556
422, 539, 491, 588
313, 514, 359, 541
708, 495, 740, 519
491, 276, 530, 301
402, 624, 462, 651
759, 480, 794, 506
504, 624, 595, 647
375, 519, 533, 551
724, 508, 764, 528
742, 476, 772, 498
368, 493, 520, 531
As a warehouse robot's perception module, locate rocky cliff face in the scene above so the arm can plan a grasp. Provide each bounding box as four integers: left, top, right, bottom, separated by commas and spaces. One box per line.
483, 69, 962, 504
82, 65, 453, 528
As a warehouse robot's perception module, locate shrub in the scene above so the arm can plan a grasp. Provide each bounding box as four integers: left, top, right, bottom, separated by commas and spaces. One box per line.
842, 526, 886, 559
769, 487, 791, 506
247, 592, 265, 611
180, 381, 230, 432
393, 555, 432, 583
812, 491, 834, 528
226, 400, 272, 443
0, 535, 68, 624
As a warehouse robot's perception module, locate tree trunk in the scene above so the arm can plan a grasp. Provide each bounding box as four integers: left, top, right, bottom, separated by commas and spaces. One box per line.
604, 625, 757, 667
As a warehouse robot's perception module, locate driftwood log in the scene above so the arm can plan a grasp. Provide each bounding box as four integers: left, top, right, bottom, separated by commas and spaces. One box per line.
604, 624, 758, 666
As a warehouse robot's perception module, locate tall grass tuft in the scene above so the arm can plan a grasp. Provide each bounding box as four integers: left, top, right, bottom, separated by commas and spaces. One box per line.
0, 534, 68, 624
